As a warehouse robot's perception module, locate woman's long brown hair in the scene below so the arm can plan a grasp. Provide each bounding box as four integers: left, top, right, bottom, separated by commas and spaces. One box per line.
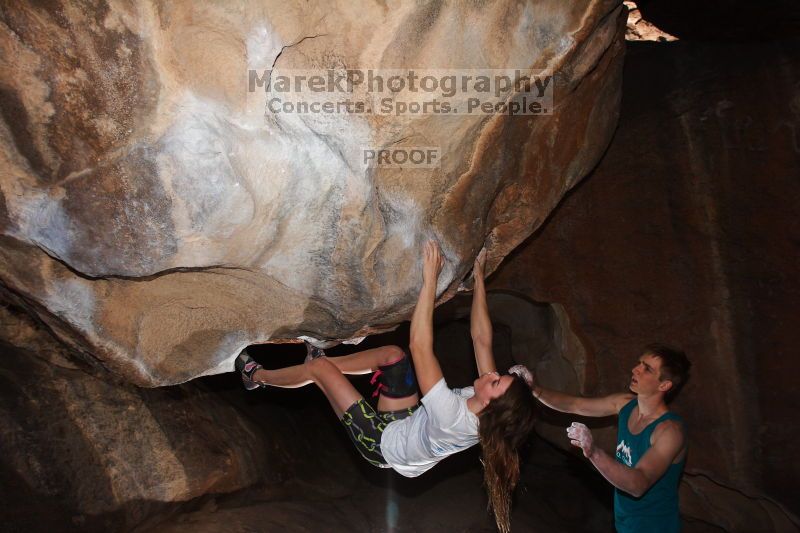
478, 376, 537, 533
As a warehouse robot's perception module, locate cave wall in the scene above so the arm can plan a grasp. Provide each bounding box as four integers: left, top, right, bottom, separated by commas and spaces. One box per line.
0, 303, 272, 532
491, 35, 800, 520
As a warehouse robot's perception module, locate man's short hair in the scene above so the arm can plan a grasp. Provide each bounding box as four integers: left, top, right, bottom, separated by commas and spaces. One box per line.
643, 343, 691, 400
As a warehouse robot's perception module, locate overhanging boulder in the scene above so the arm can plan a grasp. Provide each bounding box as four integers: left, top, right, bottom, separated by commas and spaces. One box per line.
0, 0, 625, 385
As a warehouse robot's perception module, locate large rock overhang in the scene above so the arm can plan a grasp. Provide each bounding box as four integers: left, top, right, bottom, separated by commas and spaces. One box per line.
0, 0, 626, 386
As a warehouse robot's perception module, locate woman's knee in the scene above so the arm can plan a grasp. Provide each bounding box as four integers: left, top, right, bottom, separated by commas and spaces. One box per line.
306, 355, 337, 381
380, 345, 406, 366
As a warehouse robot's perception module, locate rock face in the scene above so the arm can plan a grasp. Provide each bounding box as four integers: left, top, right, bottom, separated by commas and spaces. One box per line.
0, 303, 269, 532
0, 0, 625, 386
491, 36, 800, 525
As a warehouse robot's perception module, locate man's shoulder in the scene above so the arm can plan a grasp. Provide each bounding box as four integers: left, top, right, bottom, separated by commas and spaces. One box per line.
654, 417, 684, 431
612, 393, 636, 414
652, 417, 685, 443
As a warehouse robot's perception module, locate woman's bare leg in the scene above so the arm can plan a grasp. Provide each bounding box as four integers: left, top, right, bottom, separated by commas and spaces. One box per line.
326, 345, 419, 411
251, 363, 313, 389
252, 356, 361, 417
303, 357, 364, 417
326, 345, 406, 375
251, 345, 419, 412
251, 344, 405, 386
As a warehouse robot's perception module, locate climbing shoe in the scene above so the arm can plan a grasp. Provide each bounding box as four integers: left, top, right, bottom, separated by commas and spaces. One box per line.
235, 349, 263, 391
304, 340, 326, 362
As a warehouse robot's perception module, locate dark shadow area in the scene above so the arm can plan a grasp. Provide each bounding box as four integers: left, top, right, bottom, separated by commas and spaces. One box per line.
0, 461, 96, 533
634, 0, 800, 42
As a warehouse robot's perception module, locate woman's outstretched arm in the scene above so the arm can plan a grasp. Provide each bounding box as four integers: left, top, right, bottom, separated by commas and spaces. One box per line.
470, 249, 497, 375
408, 240, 445, 395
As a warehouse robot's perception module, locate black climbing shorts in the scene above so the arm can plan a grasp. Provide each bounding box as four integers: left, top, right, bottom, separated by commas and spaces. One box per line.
341, 399, 418, 468
373, 349, 419, 399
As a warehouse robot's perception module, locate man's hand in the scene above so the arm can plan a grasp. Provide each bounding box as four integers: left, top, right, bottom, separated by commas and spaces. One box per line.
510, 365, 541, 397
508, 364, 534, 388
422, 240, 444, 286
567, 422, 596, 458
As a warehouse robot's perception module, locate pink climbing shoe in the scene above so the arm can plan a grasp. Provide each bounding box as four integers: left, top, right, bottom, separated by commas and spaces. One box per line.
235, 349, 263, 391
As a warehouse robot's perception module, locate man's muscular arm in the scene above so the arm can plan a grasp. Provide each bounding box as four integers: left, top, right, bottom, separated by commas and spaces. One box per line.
533, 375, 633, 417
567, 420, 685, 498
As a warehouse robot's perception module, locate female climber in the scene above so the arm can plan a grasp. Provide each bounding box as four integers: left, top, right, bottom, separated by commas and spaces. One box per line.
235, 241, 536, 533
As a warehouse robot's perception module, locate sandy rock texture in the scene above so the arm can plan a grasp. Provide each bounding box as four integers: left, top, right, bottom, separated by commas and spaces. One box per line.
0, 0, 625, 385
0, 303, 270, 532
491, 37, 800, 529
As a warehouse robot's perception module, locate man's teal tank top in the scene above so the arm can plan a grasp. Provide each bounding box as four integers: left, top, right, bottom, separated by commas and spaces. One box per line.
614, 398, 685, 533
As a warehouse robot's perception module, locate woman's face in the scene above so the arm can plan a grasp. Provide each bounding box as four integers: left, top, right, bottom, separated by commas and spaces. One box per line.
473, 371, 514, 405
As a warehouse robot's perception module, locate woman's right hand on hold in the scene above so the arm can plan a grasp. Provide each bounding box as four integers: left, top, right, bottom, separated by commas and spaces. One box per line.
422, 240, 444, 285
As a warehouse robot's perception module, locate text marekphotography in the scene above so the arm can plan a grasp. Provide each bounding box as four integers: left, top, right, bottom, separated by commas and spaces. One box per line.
248, 68, 554, 116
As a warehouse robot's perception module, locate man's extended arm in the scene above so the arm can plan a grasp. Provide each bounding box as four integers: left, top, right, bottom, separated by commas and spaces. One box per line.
470, 249, 497, 375
408, 240, 445, 395
534, 380, 634, 417
567, 420, 685, 497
